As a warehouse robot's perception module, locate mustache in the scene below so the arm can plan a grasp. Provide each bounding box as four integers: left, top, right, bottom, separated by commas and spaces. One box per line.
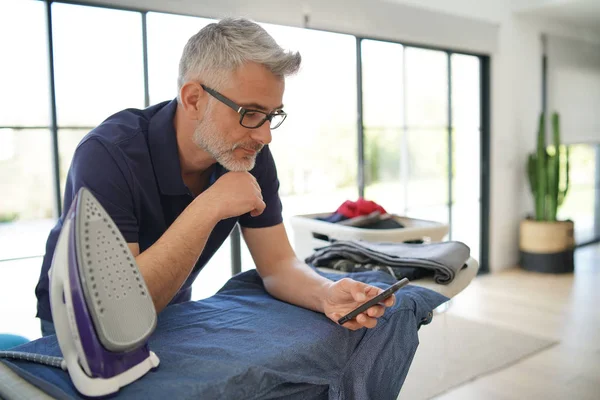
232, 142, 263, 152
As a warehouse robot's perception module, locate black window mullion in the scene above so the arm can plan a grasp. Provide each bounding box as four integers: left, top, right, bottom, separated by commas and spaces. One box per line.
479, 55, 491, 273
401, 46, 409, 215
45, 0, 62, 218
594, 145, 600, 242
230, 225, 242, 275
447, 52, 453, 240
141, 11, 150, 108
356, 37, 365, 198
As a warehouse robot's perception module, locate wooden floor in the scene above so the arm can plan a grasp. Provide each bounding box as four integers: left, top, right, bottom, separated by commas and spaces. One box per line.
434, 243, 600, 400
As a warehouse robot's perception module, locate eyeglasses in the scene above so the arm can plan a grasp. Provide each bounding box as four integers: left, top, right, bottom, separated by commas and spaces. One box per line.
201, 84, 287, 129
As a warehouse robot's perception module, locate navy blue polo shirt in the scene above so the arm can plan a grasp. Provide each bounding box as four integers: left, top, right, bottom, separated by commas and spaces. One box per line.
35, 99, 283, 323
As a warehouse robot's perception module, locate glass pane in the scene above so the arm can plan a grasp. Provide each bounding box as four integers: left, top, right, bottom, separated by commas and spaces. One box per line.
258, 24, 358, 246
406, 129, 448, 210
364, 127, 405, 214
561, 187, 596, 244
452, 128, 481, 203
452, 201, 480, 259
191, 237, 233, 300
451, 54, 480, 129
52, 3, 144, 127
0, 0, 50, 126
362, 40, 404, 129
406, 205, 450, 227
0, 257, 45, 340
147, 13, 216, 104
58, 129, 90, 199
241, 238, 255, 272
558, 144, 599, 244
451, 54, 481, 257
0, 129, 55, 260
405, 47, 448, 127
452, 127, 481, 251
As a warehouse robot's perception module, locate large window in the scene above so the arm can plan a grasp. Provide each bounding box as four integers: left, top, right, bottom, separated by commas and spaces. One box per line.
559, 144, 600, 245
260, 24, 358, 234
52, 3, 145, 196
0, 0, 54, 261
233, 24, 359, 271
362, 41, 482, 261
147, 12, 214, 103
362, 40, 405, 212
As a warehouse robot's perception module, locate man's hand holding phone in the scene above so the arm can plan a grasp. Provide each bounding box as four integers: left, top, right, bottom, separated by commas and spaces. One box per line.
322, 278, 409, 331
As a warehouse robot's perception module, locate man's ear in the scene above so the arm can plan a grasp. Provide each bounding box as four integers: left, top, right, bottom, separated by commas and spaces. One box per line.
179, 82, 208, 120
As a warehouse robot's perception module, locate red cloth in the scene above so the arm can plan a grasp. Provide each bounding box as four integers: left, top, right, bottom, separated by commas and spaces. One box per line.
335, 199, 387, 219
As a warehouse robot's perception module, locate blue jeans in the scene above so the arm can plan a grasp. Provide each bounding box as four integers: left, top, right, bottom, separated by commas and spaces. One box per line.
40, 319, 56, 337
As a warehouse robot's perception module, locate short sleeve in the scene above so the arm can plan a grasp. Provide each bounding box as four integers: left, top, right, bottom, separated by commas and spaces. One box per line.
66, 137, 139, 242
238, 146, 283, 229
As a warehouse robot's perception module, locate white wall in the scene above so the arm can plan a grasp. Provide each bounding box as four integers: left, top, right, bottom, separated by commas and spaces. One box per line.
80, 0, 600, 271
81, 0, 499, 54
548, 35, 600, 144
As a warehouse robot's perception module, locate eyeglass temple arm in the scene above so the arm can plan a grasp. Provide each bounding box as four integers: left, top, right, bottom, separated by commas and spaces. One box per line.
201, 85, 244, 114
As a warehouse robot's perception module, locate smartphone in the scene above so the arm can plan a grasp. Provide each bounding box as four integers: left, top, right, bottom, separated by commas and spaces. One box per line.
337, 278, 410, 325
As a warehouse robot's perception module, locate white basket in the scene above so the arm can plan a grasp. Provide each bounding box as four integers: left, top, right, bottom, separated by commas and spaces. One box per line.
289, 213, 449, 261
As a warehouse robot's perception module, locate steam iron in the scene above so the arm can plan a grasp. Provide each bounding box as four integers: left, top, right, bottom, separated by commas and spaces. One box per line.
49, 187, 159, 397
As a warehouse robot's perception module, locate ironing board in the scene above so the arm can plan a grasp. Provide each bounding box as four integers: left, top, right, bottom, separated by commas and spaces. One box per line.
0, 269, 449, 400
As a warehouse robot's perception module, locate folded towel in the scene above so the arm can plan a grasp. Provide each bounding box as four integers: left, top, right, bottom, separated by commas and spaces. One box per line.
305, 240, 470, 284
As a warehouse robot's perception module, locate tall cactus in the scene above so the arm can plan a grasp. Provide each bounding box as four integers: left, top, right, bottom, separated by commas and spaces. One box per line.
527, 112, 570, 221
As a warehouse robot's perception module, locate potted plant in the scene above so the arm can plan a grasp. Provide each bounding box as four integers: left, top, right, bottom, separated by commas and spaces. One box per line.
520, 112, 574, 273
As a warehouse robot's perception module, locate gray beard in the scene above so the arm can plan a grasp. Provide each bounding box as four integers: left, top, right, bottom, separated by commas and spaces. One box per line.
192, 115, 263, 172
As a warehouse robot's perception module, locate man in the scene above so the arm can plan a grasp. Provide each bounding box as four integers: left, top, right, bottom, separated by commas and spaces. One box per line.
35, 18, 394, 336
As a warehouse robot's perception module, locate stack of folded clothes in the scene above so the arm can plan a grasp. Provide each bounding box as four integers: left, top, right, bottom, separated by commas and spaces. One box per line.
306, 240, 470, 284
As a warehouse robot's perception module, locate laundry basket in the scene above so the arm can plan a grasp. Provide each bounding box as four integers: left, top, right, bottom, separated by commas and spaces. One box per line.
289, 213, 449, 261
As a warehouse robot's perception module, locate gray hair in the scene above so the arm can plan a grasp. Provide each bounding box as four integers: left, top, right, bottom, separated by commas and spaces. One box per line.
177, 18, 301, 100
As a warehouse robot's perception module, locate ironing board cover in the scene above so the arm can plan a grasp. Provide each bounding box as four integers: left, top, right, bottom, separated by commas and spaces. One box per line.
1, 269, 448, 400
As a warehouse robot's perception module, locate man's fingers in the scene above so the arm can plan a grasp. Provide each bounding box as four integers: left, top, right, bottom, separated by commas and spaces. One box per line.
246, 172, 261, 192
383, 294, 396, 307
255, 187, 263, 201
349, 281, 376, 302
341, 320, 363, 331
356, 313, 378, 329
250, 199, 266, 217
335, 311, 380, 330
366, 305, 385, 318
337, 314, 372, 331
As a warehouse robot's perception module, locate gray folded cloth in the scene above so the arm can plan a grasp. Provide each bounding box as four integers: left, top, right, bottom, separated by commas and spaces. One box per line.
305, 240, 470, 284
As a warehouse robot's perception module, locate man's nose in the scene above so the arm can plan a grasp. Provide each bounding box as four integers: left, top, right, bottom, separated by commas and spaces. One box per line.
250, 122, 272, 145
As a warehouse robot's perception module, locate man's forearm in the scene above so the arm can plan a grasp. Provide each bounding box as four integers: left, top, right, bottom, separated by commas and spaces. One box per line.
261, 258, 333, 313
135, 195, 219, 313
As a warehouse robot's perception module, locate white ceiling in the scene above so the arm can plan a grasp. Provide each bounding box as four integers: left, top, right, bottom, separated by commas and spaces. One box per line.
513, 0, 600, 32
